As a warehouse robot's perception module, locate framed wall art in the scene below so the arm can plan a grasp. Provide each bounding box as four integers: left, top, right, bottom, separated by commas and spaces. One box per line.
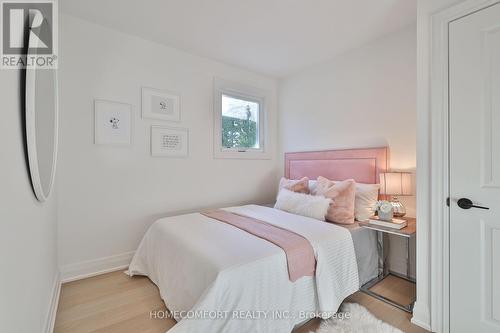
151, 126, 189, 158
94, 100, 133, 145
142, 87, 180, 122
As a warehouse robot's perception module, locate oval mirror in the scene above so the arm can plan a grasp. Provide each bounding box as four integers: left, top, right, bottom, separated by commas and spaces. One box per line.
25, 19, 58, 202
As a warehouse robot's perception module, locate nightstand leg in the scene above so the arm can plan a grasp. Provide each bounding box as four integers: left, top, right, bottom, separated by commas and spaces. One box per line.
406, 236, 410, 277
377, 231, 383, 276
377, 231, 389, 276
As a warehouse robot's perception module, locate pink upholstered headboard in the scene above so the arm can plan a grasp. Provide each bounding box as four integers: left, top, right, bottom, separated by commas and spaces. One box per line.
285, 147, 389, 184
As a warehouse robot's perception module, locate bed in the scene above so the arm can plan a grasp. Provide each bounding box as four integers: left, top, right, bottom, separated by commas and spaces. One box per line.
128, 147, 388, 333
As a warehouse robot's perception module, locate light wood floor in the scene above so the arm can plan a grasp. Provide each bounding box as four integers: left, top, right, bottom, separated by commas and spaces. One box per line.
55, 271, 429, 333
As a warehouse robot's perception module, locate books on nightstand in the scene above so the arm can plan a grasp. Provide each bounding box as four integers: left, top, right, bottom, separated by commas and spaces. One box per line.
368, 216, 407, 229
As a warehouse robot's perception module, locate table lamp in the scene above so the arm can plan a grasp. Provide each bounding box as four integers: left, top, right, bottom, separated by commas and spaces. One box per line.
379, 172, 412, 218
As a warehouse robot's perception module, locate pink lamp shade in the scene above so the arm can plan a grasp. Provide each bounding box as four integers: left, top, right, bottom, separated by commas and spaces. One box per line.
379, 172, 412, 196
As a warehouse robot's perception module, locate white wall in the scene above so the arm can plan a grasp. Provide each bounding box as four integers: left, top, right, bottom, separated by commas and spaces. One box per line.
279, 25, 417, 277
279, 25, 416, 177
57, 15, 279, 278
0, 70, 59, 331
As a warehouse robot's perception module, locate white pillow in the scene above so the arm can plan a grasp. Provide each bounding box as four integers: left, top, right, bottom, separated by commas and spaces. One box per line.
353, 183, 380, 221
274, 189, 331, 221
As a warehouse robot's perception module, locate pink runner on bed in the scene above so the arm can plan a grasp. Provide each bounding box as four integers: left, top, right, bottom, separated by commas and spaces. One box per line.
201, 209, 316, 282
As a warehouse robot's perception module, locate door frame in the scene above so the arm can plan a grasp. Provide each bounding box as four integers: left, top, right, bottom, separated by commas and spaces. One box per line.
428, 1, 500, 332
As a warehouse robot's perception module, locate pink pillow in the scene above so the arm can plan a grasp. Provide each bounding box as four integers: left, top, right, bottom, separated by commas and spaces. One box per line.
315, 176, 356, 224
278, 177, 310, 194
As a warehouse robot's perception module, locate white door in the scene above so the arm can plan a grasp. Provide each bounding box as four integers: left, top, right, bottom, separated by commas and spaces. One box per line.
449, 3, 500, 332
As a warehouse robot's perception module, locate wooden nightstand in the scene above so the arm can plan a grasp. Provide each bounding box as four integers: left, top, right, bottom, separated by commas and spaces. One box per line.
358, 217, 416, 313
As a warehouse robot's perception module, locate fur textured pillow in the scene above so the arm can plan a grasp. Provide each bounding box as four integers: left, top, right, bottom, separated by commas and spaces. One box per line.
274, 189, 331, 221
315, 177, 356, 224
278, 177, 310, 194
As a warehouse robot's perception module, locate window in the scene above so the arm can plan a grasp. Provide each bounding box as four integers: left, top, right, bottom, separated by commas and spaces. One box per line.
214, 78, 270, 159
221, 94, 260, 150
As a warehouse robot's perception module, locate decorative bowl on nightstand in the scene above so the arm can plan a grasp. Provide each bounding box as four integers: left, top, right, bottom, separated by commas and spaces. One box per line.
376, 200, 394, 221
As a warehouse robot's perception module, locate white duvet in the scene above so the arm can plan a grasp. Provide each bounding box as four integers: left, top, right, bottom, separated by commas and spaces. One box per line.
128, 205, 359, 333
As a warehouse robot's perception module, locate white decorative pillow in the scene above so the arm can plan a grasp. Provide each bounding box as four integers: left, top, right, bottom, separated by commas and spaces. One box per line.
274, 189, 331, 221
353, 183, 380, 221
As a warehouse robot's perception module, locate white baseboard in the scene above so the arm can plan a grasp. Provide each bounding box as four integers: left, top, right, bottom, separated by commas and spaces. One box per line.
44, 271, 61, 333
411, 301, 432, 331
60, 251, 135, 283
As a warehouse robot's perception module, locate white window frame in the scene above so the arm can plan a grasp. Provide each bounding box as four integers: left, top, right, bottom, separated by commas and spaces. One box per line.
213, 78, 270, 159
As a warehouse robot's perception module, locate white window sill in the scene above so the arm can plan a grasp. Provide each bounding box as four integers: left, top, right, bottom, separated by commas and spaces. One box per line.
214, 149, 272, 160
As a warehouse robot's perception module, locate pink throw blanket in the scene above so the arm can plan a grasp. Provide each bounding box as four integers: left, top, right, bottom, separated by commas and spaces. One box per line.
201, 210, 316, 282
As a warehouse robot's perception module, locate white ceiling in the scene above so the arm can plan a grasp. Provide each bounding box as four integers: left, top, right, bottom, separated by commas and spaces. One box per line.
60, 0, 416, 78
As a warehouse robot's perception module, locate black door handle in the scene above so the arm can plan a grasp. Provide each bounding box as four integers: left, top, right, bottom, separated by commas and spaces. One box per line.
457, 198, 489, 210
